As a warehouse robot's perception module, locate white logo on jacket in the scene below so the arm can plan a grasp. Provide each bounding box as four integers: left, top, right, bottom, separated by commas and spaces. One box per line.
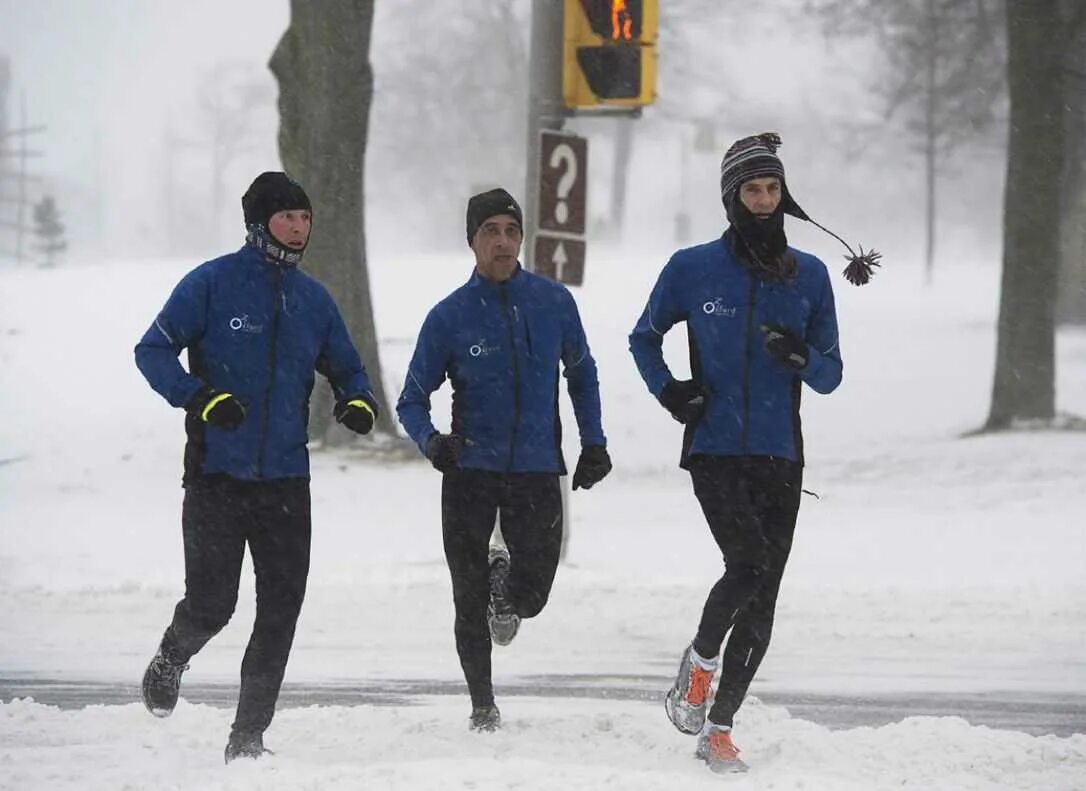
229, 314, 264, 333
468, 339, 500, 357
702, 298, 737, 317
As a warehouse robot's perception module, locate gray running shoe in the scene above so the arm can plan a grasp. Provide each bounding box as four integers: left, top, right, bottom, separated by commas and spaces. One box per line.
224, 731, 272, 763
141, 644, 188, 718
664, 643, 717, 735
469, 704, 502, 732
695, 723, 748, 773
487, 546, 520, 646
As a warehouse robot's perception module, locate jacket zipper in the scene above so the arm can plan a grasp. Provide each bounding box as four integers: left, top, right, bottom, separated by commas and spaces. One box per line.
740, 275, 757, 452
256, 267, 285, 477
520, 306, 533, 355
500, 285, 521, 471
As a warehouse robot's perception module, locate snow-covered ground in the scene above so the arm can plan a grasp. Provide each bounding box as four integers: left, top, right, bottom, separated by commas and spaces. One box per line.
1, 246, 1085, 789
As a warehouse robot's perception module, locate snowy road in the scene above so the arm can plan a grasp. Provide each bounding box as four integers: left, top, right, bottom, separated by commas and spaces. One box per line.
3, 676, 1083, 737
4, 260, 1086, 788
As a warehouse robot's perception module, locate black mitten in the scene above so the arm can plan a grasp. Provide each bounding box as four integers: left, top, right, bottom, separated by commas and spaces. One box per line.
761, 324, 808, 370
659, 379, 707, 424
426, 432, 465, 473
572, 445, 612, 490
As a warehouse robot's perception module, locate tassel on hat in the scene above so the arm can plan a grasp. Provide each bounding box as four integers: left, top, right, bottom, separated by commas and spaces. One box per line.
720, 132, 883, 286
804, 218, 883, 286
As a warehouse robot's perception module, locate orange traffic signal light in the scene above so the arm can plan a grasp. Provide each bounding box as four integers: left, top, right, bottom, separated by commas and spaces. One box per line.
563, 0, 658, 108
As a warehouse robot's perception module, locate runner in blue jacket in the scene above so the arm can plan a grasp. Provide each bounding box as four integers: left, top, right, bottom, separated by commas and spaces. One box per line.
397, 188, 612, 732
135, 172, 379, 763
630, 133, 877, 773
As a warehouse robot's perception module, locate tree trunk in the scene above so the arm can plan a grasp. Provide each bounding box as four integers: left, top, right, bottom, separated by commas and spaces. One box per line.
270, 0, 395, 443
923, 0, 937, 286
609, 119, 634, 235
0, 58, 9, 206
984, 0, 1067, 429
1057, 15, 1086, 325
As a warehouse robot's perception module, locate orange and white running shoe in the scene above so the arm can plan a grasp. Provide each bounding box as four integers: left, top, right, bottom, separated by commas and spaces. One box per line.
695, 723, 748, 774
664, 643, 718, 734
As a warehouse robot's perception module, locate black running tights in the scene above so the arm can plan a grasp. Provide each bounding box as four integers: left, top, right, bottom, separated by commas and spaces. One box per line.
687, 455, 802, 727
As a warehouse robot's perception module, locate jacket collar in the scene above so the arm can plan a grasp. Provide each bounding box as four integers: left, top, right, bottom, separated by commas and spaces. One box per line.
243, 226, 303, 269
238, 240, 296, 274
467, 263, 524, 295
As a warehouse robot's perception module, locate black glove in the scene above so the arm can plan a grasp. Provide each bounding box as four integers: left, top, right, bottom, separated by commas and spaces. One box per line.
659, 378, 707, 424
186, 386, 246, 430
572, 445, 612, 491
334, 398, 376, 435
426, 432, 465, 473
761, 324, 808, 370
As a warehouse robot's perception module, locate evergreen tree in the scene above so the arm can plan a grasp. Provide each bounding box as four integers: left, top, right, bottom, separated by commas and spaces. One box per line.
32, 195, 66, 267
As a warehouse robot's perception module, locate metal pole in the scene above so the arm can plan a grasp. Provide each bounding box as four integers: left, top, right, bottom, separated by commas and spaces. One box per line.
520, 0, 574, 559
677, 127, 690, 244
524, 0, 567, 271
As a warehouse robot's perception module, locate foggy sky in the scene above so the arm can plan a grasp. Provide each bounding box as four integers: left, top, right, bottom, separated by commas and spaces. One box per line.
2, 0, 1007, 269
2, 0, 288, 257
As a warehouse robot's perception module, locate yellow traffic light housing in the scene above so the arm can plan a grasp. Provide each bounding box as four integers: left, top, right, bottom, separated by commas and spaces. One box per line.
563, 0, 658, 109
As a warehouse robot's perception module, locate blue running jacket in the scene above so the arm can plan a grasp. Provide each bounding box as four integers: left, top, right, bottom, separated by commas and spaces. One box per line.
629, 236, 842, 464
135, 243, 377, 481
397, 266, 606, 473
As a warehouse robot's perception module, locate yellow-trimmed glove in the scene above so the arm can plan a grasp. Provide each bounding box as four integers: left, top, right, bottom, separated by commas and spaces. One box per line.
186, 386, 246, 430
334, 398, 376, 435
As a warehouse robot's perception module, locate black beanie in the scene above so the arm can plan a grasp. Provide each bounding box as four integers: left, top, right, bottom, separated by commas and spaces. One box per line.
466, 188, 523, 245
242, 171, 312, 229
720, 132, 883, 285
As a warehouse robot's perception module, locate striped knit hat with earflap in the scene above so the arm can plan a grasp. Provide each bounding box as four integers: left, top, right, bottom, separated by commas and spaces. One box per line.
719, 132, 882, 285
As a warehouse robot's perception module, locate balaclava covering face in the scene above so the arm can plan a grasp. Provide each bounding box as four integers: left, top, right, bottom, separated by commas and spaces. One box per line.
720, 133, 806, 281
723, 189, 794, 282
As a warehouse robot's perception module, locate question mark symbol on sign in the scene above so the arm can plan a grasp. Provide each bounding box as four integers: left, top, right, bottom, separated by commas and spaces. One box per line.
549, 143, 578, 226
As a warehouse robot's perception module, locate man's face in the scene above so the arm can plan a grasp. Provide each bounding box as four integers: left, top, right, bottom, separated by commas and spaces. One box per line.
471, 215, 522, 282
268, 209, 312, 249
738, 176, 782, 219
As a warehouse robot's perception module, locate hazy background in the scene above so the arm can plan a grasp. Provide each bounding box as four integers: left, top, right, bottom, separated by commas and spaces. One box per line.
2, 6, 1085, 787
0, 0, 1006, 272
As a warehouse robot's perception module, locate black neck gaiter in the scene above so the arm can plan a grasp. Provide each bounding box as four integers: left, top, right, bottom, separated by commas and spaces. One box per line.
245, 225, 304, 268
724, 195, 795, 283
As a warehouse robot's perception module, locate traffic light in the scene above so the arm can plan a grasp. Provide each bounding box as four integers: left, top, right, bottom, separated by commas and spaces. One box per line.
563, 0, 658, 109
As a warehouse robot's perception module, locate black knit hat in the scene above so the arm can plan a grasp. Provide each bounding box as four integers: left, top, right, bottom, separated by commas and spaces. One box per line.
466, 188, 523, 246
719, 132, 808, 220
720, 132, 882, 285
241, 171, 312, 229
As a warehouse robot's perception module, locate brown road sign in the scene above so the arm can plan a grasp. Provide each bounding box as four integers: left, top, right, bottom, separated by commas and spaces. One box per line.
539, 131, 587, 236
534, 234, 586, 286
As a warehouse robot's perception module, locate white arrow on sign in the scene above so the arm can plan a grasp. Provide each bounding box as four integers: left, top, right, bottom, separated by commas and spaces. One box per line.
552, 240, 568, 281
